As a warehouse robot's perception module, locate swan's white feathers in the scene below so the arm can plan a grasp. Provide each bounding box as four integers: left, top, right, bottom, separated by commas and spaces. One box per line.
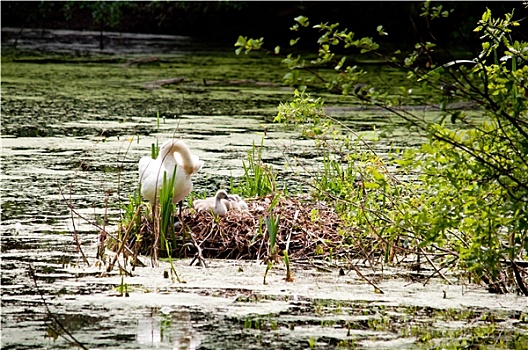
191, 155, 204, 173
228, 194, 249, 211
174, 152, 204, 174
193, 191, 248, 215
193, 190, 230, 216
138, 156, 153, 181
138, 139, 203, 205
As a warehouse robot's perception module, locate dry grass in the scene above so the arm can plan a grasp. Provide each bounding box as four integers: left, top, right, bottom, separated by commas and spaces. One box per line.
177, 194, 351, 261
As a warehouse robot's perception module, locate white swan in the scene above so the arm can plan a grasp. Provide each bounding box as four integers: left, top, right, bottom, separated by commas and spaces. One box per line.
139, 139, 204, 206
193, 190, 230, 216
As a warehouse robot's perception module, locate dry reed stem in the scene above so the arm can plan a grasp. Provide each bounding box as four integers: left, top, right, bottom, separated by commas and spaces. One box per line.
178, 194, 350, 261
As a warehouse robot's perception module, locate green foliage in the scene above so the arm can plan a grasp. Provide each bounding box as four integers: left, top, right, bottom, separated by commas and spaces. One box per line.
265, 213, 280, 256
263, 211, 280, 285
65, 1, 128, 50
275, 90, 387, 204
400, 7, 527, 287
150, 141, 159, 160
283, 249, 293, 282
235, 139, 278, 198
236, 14, 382, 95
158, 168, 177, 255
420, 1, 452, 19
75, 1, 128, 29
234, 36, 264, 55
237, 4, 528, 292
122, 188, 143, 233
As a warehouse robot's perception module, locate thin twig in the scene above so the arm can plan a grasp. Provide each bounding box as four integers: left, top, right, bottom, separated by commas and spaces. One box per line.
57, 183, 89, 266
28, 265, 88, 350
107, 204, 142, 272
512, 262, 528, 296
418, 247, 454, 286
348, 263, 384, 294
186, 228, 207, 268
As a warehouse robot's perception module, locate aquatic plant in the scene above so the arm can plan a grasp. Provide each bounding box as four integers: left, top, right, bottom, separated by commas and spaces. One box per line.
120, 188, 143, 244
235, 139, 278, 198
263, 211, 280, 285
157, 169, 176, 253
283, 249, 293, 282
229, 298, 527, 349
117, 275, 129, 297
150, 140, 159, 159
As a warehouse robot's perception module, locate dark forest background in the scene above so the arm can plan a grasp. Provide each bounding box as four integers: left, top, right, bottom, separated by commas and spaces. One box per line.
1, 1, 524, 49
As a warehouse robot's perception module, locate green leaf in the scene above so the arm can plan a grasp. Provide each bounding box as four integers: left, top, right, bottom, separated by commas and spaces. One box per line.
482, 8, 491, 22
376, 25, 388, 36
234, 35, 247, 47
363, 181, 380, 189
294, 15, 309, 27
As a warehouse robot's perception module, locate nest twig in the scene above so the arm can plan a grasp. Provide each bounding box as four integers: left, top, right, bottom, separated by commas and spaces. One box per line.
178, 194, 350, 261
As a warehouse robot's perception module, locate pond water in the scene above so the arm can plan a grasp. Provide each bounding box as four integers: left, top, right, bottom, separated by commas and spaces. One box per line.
1, 28, 527, 349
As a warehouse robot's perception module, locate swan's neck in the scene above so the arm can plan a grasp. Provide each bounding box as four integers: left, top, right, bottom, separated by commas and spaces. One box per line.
169, 141, 195, 174
158, 143, 178, 170
215, 195, 227, 214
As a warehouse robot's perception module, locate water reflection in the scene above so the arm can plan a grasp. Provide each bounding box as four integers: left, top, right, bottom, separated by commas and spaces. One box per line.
136, 308, 201, 350
2, 28, 197, 55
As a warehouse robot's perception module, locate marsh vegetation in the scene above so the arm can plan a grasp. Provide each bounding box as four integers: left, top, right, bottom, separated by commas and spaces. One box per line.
2, 3, 528, 349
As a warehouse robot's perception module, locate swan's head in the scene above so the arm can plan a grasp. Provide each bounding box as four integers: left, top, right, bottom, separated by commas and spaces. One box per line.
229, 194, 242, 202
215, 190, 230, 201
161, 139, 203, 174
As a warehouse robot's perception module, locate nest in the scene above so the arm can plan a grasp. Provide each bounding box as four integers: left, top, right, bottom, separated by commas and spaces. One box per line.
178, 194, 348, 260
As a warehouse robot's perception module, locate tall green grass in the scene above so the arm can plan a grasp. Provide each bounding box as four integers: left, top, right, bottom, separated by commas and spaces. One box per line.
149, 165, 183, 281
151, 141, 159, 159
120, 187, 143, 245
158, 168, 177, 255
263, 209, 280, 285
235, 139, 278, 198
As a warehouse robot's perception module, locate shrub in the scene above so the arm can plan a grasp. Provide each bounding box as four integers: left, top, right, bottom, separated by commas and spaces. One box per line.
237, 3, 528, 293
